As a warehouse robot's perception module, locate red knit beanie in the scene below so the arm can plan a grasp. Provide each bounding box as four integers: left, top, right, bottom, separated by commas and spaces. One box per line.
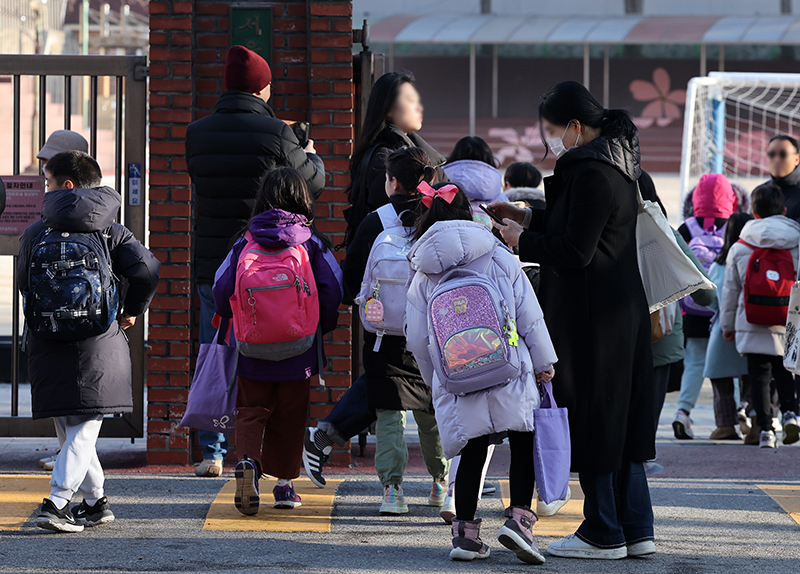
224, 46, 272, 94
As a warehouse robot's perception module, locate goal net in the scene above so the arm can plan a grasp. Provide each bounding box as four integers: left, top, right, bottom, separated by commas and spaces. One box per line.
680, 72, 800, 198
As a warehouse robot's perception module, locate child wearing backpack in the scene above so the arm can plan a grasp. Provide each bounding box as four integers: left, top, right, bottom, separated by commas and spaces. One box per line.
405, 182, 558, 564
721, 184, 800, 448
19, 151, 160, 532
213, 167, 343, 514
703, 213, 753, 441
340, 146, 450, 515
673, 173, 737, 439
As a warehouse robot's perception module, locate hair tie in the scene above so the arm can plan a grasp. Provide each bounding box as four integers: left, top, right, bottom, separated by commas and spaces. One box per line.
417, 181, 458, 208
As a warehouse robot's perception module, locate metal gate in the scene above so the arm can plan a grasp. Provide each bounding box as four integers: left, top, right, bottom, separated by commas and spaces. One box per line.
0, 54, 147, 438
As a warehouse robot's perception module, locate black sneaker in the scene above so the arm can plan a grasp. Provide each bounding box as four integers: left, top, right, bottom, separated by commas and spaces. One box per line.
234, 456, 260, 516
303, 427, 331, 488
35, 498, 84, 533
72, 497, 115, 526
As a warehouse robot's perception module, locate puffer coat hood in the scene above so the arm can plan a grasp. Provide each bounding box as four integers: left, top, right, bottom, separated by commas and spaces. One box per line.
720, 215, 800, 355
692, 173, 737, 221
557, 133, 641, 183
683, 181, 751, 219
405, 220, 558, 458
442, 160, 509, 227
505, 186, 546, 207
42, 186, 120, 232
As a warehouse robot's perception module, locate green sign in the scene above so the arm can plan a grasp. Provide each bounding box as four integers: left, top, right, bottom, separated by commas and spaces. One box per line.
230, 5, 273, 63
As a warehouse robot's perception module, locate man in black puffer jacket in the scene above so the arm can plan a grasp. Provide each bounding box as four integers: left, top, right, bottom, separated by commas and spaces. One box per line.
185, 46, 325, 475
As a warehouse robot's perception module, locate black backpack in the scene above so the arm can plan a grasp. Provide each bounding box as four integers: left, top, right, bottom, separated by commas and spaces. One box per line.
26, 227, 119, 341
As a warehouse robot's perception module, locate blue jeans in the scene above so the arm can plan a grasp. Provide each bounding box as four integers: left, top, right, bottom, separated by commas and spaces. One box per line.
317, 374, 376, 447
677, 337, 709, 414
197, 283, 229, 461
577, 462, 654, 548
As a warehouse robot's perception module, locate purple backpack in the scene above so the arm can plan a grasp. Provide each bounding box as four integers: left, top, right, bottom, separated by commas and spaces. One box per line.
680, 217, 724, 316
427, 252, 521, 396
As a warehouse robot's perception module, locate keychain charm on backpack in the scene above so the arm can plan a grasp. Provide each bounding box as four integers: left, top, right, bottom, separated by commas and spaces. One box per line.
364, 298, 384, 324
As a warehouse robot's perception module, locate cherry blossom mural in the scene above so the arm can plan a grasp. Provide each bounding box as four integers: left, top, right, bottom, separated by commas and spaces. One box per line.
630, 67, 687, 128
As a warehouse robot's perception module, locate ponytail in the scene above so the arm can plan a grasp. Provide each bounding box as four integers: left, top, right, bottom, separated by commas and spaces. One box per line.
385, 146, 433, 194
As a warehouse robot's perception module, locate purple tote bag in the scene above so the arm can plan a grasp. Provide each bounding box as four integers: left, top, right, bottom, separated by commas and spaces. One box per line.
533, 381, 571, 504
180, 318, 238, 433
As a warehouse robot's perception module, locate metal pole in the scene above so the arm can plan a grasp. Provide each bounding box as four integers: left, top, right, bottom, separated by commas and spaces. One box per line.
469, 43, 476, 137
700, 44, 707, 76
90, 76, 98, 158
603, 45, 610, 108
11, 75, 21, 417
64, 76, 71, 129
583, 43, 590, 88
39, 75, 47, 159
388, 42, 394, 72
115, 76, 123, 197
82, 0, 89, 126
719, 44, 725, 72
491, 44, 498, 119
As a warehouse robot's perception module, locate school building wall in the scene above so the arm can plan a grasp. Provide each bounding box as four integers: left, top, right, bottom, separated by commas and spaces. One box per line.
146, 0, 355, 466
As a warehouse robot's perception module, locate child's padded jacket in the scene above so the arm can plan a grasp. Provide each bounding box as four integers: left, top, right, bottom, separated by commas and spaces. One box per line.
213, 209, 343, 382
17, 186, 160, 419
721, 215, 800, 356
405, 220, 558, 459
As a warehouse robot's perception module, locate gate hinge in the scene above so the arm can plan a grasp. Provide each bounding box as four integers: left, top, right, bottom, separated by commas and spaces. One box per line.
353, 19, 369, 49
134, 64, 148, 81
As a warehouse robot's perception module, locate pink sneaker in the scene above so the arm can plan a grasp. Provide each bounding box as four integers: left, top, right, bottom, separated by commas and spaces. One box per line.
273, 482, 302, 509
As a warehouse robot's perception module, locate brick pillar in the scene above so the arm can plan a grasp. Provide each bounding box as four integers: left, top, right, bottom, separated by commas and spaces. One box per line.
147, 0, 354, 466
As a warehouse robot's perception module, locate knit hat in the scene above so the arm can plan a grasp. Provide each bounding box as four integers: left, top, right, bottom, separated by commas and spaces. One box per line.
692, 173, 737, 222
37, 130, 89, 161
224, 45, 272, 94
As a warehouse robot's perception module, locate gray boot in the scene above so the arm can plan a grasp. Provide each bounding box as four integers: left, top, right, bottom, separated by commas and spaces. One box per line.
497, 506, 546, 565
450, 518, 491, 561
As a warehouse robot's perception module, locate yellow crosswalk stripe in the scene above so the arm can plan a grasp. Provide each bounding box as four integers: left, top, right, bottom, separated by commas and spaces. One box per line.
204, 478, 342, 532
499, 480, 583, 537
757, 484, 800, 528
0, 475, 51, 531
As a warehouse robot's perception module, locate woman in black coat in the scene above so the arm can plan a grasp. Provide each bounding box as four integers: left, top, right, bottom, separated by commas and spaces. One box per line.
491, 81, 655, 560
343, 71, 445, 247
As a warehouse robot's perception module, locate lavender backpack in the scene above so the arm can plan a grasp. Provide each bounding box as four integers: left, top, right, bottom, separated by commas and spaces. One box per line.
427, 252, 521, 396
180, 318, 238, 433
680, 217, 724, 316
533, 382, 571, 504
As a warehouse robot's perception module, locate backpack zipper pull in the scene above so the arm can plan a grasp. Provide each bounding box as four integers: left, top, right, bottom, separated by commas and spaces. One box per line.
303, 278, 311, 296
502, 300, 519, 347
294, 275, 302, 292
374, 330, 384, 352
246, 288, 257, 324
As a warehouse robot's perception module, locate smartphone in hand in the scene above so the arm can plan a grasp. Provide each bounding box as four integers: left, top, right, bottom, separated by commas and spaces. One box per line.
479, 203, 506, 226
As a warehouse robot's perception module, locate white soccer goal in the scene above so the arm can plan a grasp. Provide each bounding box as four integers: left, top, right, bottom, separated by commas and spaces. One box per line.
680, 72, 800, 198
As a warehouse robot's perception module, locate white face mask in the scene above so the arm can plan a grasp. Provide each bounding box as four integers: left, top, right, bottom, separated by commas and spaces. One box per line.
545, 124, 580, 158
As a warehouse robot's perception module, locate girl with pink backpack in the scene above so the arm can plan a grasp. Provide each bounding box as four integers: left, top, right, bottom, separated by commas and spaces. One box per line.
405, 183, 558, 564
213, 167, 343, 515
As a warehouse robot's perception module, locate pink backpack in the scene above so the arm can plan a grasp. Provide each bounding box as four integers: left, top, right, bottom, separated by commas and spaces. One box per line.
230, 232, 319, 361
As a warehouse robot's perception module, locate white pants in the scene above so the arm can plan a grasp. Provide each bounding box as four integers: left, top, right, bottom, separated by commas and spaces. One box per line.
50, 415, 105, 501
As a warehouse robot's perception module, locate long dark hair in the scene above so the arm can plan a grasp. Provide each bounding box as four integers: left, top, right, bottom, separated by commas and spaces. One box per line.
413, 182, 473, 240
386, 146, 435, 193
538, 81, 637, 159
349, 72, 416, 195
242, 166, 332, 250
448, 136, 496, 167
716, 212, 753, 265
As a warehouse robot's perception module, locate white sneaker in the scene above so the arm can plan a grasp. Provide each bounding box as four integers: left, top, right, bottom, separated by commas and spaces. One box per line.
737, 407, 752, 435
782, 412, 800, 445
773, 417, 783, 433
627, 540, 656, 557
379, 484, 408, 515
759, 430, 778, 449
672, 411, 694, 439
440, 493, 456, 524
43, 459, 56, 471
537, 485, 571, 517
195, 459, 223, 477
38, 452, 59, 468
547, 534, 627, 560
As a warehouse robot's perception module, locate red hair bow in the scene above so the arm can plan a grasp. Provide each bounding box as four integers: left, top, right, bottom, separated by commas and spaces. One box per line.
418, 181, 458, 208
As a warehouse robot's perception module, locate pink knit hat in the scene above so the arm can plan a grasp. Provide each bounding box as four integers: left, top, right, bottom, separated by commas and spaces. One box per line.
692, 173, 737, 223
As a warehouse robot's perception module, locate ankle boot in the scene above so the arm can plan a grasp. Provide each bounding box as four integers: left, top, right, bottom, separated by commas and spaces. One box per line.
744, 417, 761, 445
450, 518, 490, 561
497, 506, 546, 565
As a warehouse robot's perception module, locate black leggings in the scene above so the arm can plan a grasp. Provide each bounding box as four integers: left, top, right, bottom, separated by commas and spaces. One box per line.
455, 431, 535, 521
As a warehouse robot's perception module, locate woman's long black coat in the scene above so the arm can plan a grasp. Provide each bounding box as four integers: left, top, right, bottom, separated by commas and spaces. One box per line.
518, 135, 655, 474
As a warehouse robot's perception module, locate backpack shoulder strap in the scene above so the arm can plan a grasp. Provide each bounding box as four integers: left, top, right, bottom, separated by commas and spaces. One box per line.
685, 217, 704, 237
737, 239, 756, 250
376, 203, 402, 231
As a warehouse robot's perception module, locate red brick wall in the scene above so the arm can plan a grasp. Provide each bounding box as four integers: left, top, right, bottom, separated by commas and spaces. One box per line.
147, 0, 354, 465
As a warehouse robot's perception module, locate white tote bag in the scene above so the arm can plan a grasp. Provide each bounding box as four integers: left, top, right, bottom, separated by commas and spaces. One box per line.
783, 246, 800, 375
636, 187, 716, 313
